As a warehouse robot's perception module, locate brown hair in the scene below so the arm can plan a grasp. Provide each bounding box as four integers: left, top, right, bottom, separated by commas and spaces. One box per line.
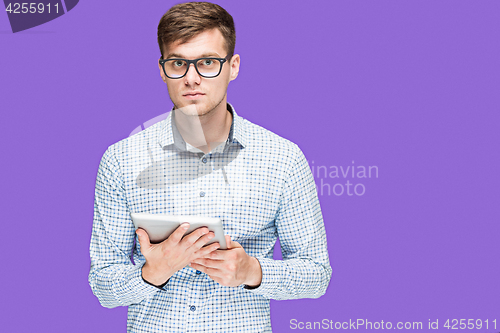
157, 2, 236, 59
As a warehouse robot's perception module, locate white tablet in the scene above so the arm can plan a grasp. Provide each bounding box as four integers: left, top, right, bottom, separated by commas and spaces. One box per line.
130, 213, 227, 249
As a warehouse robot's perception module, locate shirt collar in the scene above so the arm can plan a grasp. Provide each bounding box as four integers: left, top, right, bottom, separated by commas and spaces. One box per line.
157, 103, 247, 151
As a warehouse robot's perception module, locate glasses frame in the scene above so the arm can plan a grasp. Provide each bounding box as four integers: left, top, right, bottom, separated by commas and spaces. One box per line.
159, 55, 229, 79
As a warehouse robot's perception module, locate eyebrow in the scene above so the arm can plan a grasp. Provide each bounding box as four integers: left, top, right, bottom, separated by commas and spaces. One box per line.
165, 52, 222, 59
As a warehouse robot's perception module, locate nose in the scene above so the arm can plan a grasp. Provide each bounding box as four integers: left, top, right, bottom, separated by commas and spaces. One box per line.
184, 63, 201, 85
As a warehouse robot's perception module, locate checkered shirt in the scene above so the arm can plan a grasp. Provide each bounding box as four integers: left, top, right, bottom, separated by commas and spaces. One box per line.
89, 104, 332, 332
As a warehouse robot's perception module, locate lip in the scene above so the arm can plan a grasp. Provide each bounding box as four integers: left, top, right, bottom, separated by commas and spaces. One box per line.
183, 92, 205, 100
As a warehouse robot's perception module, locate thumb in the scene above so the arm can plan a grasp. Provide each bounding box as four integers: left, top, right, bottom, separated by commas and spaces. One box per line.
225, 235, 242, 249
136, 228, 151, 249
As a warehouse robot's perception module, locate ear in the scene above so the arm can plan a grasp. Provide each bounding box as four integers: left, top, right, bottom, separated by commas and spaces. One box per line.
158, 59, 167, 83
229, 54, 240, 81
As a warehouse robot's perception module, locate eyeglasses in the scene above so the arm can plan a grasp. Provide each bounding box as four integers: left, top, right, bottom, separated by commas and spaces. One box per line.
159, 55, 229, 79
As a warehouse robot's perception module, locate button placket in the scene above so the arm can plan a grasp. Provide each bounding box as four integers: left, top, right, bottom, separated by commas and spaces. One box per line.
197, 154, 210, 211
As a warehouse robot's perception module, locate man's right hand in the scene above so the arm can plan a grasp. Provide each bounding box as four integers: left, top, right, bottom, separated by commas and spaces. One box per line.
136, 223, 220, 287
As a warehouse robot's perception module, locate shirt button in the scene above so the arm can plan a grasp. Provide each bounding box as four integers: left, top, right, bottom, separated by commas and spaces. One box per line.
200, 191, 205, 197
196, 270, 201, 275
202, 158, 207, 163
190, 305, 196, 312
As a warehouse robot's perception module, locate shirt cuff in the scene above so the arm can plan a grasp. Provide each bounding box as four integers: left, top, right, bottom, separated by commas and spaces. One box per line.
241, 257, 284, 298
142, 276, 169, 289
125, 263, 163, 297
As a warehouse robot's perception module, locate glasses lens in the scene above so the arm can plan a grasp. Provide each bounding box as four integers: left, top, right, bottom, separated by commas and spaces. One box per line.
196, 58, 221, 77
164, 59, 188, 78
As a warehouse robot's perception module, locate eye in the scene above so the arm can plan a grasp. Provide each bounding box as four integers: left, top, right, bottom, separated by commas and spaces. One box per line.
202, 59, 214, 66
173, 60, 185, 67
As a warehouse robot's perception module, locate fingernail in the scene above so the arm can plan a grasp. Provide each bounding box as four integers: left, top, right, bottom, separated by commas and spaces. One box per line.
181, 223, 189, 228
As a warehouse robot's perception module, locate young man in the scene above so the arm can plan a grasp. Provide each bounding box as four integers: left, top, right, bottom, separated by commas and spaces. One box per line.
89, 2, 331, 332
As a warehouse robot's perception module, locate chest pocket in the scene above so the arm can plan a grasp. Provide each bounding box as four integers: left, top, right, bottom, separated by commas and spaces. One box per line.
222, 163, 278, 242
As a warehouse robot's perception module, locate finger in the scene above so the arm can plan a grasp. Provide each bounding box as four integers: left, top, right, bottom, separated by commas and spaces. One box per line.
191, 231, 215, 250
202, 248, 226, 260
198, 241, 220, 253
191, 258, 224, 269
136, 228, 151, 249
194, 242, 220, 258
190, 262, 222, 277
225, 235, 231, 248
165, 223, 190, 245
180, 227, 210, 248
225, 235, 243, 249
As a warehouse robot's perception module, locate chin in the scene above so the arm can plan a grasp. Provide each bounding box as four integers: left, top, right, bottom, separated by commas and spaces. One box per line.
176, 103, 212, 117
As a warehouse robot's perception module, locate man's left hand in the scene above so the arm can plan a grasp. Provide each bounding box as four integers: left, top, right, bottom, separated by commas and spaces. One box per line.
189, 235, 262, 288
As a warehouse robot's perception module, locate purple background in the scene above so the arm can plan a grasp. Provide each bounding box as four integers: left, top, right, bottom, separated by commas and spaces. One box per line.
1, 1, 499, 332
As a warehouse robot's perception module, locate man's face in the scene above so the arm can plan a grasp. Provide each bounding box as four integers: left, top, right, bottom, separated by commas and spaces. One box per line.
159, 28, 240, 117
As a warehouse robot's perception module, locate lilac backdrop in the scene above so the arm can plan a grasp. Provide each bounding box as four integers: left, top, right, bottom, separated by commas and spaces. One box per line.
1, 1, 499, 332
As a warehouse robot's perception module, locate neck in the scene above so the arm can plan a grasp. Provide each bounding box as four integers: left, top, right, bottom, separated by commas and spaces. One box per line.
174, 101, 232, 154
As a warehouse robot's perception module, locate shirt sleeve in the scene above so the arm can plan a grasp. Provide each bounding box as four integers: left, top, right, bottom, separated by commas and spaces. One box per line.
88, 147, 160, 308
245, 146, 332, 300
